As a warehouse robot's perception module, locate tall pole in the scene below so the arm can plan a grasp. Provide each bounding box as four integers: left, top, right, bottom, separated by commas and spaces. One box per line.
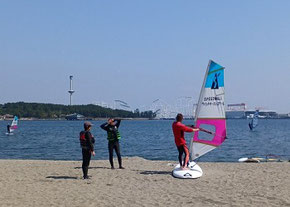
68, 75, 75, 106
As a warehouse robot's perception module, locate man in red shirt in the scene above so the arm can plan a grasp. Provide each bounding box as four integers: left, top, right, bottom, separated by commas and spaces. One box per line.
172, 113, 199, 169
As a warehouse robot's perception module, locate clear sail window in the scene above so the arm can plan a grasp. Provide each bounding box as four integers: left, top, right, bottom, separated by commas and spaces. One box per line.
197, 124, 216, 141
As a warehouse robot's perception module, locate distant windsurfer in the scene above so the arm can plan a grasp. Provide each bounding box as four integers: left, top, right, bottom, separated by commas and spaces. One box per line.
248, 123, 253, 130
100, 118, 124, 169
7, 124, 11, 134
80, 121, 95, 179
249, 110, 259, 131
172, 113, 199, 169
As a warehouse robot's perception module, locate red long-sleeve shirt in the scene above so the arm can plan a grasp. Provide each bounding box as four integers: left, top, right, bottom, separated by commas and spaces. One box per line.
172, 121, 193, 147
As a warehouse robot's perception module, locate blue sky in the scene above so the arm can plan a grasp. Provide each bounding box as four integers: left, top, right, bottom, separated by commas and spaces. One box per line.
0, 1, 290, 112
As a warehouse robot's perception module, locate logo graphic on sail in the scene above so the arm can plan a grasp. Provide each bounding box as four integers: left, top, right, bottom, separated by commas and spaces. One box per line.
205, 62, 224, 89
211, 73, 220, 89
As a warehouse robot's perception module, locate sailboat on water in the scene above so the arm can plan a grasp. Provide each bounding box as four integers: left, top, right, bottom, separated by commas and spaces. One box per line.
248, 110, 259, 131
6, 116, 18, 135
172, 60, 227, 179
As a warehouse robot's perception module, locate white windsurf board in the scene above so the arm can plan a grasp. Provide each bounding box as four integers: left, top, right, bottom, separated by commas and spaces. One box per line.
172, 161, 203, 179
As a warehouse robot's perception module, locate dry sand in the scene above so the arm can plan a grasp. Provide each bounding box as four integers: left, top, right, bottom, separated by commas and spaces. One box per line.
0, 157, 289, 207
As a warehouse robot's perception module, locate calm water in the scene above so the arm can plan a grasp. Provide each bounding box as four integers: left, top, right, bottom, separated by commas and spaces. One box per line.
0, 119, 289, 162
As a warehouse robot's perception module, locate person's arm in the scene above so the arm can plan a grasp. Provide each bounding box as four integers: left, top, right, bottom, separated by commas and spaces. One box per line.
186, 124, 195, 128
100, 123, 109, 131
180, 124, 199, 132
115, 119, 121, 128
86, 131, 94, 152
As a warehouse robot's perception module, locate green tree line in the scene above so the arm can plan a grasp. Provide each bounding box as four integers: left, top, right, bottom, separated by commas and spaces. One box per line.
0, 102, 156, 119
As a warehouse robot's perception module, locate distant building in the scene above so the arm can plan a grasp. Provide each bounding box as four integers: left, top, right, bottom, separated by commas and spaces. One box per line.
226, 103, 246, 119
245, 110, 278, 119
226, 111, 246, 119
225, 103, 278, 119
3, 114, 14, 120
65, 113, 85, 120
227, 103, 246, 111
277, 113, 290, 119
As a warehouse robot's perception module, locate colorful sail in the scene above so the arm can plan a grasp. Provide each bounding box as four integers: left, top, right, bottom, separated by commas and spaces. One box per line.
10, 116, 18, 132
190, 60, 226, 160
249, 110, 259, 130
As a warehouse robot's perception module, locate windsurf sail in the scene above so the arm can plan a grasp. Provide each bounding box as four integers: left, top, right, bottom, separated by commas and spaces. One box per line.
249, 110, 259, 130
189, 60, 226, 160
9, 116, 18, 133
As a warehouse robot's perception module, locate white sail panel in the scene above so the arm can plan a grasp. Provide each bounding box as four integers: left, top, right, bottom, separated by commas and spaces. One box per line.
197, 88, 225, 119
191, 142, 216, 160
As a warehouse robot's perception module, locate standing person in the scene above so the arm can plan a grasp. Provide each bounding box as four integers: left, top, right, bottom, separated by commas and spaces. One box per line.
7, 124, 11, 134
100, 118, 124, 169
172, 113, 199, 169
80, 121, 95, 179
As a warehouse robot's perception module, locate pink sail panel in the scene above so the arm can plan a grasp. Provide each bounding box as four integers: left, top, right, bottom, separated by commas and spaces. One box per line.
193, 119, 226, 146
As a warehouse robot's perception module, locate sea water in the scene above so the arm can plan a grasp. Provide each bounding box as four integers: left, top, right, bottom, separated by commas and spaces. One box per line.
0, 119, 289, 162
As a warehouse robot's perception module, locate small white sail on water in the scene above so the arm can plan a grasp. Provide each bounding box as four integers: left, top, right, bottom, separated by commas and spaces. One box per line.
6, 116, 18, 135
249, 110, 259, 130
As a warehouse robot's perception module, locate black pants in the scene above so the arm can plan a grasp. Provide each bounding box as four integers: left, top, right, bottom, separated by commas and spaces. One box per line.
82, 149, 91, 178
177, 145, 189, 167
108, 140, 122, 168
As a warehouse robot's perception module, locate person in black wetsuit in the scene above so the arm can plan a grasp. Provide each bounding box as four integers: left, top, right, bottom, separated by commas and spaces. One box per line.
80, 121, 95, 179
100, 118, 124, 169
7, 124, 11, 134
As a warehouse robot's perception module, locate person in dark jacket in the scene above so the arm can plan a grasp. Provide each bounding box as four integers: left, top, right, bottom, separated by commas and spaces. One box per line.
100, 118, 124, 169
80, 121, 95, 179
7, 124, 11, 134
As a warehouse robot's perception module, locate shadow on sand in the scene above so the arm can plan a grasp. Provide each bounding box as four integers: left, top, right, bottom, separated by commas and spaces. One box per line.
139, 170, 172, 175
74, 166, 110, 170
46, 176, 78, 180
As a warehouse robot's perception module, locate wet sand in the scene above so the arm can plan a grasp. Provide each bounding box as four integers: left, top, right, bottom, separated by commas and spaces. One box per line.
0, 157, 289, 207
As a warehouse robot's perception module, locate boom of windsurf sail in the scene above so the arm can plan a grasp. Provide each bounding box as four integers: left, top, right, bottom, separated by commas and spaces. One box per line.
188, 125, 227, 139
189, 60, 226, 160
10, 116, 18, 132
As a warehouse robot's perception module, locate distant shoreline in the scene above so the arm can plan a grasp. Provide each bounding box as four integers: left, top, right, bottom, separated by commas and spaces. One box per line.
1, 117, 290, 121
0, 117, 151, 121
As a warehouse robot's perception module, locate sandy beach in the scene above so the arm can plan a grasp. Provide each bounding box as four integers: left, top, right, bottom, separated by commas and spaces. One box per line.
0, 157, 289, 207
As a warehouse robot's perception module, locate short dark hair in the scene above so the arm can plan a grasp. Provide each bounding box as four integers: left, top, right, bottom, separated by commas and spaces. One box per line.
84, 121, 92, 130
176, 113, 183, 122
